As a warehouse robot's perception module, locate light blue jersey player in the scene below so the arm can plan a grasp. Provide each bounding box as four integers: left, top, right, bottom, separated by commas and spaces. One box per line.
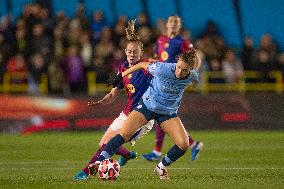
142, 15, 202, 162
142, 62, 198, 115
95, 49, 202, 179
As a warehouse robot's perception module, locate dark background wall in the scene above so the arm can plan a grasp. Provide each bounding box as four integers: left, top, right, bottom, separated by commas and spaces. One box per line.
1, 0, 283, 49
0, 93, 283, 133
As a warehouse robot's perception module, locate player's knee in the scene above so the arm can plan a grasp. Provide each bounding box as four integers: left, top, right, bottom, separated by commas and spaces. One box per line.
120, 131, 132, 141
177, 140, 190, 150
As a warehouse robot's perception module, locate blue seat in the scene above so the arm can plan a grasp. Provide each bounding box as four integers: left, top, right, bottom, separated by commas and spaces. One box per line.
146, 0, 177, 25
85, 0, 114, 25
0, 1, 8, 17
240, 0, 284, 50
52, 0, 78, 18
180, 0, 241, 47
114, 0, 143, 20
11, 0, 32, 21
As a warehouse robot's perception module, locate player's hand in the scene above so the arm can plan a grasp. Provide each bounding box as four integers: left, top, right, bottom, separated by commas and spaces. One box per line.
106, 73, 122, 87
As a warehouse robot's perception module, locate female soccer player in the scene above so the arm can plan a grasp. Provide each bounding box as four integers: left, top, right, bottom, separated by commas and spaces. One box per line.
95, 48, 201, 179
74, 20, 154, 180
142, 15, 203, 161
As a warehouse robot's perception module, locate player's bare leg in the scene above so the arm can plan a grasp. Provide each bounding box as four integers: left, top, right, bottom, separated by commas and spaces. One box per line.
97, 110, 148, 162
154, 117, 189, 179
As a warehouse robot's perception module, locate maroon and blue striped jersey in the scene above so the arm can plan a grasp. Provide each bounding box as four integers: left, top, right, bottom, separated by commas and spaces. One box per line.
156, 35, 192, 63
116, 61, 152, 115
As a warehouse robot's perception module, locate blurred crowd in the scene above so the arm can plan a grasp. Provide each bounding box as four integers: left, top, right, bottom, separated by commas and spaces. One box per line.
0, 3, 283, 95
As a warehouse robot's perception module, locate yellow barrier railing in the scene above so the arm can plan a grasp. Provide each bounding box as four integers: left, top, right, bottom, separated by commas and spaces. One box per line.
86, 70, 283, 95
197, 71, 283, 94
0, 72, 48, 94
1, 71, 282, 95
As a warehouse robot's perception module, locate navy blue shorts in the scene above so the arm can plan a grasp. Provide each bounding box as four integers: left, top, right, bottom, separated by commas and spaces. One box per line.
134, 99, 178, 125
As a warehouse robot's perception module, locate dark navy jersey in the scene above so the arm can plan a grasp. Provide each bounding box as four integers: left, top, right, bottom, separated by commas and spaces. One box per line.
116, 61, 152, 115
156, 35, 192, 63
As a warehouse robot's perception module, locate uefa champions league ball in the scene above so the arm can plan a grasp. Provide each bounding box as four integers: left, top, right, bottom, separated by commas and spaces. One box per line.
98, 159, 121, 180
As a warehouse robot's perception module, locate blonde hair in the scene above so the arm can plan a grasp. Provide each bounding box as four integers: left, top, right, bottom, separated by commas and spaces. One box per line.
125, 19, 143, 49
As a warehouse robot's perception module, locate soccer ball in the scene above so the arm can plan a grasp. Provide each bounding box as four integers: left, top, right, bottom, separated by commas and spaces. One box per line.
98, 159, 121, 180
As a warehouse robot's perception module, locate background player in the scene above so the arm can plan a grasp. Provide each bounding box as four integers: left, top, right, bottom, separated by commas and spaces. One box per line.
95, 48, 201, 179
74, 20, 154, 180
142, 15, 203, 161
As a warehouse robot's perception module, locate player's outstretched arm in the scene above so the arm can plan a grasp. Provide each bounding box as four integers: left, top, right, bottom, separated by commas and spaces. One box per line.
194, 54, 202, 72
88, 87, 120, 107
107, 62, 151, 88
121, 62, 151, 77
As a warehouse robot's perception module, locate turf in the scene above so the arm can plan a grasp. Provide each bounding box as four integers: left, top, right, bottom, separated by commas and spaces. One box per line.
0, 131, 283, 189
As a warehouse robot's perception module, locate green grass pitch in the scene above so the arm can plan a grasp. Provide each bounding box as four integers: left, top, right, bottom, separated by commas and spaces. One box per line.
0, 130, 283, 189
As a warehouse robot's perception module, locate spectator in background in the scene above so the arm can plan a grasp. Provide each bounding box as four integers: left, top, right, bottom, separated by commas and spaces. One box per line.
113, 16, 127, 46
153, 19, 166, 37
0, 51, 5, 83
198, 20, 226, 62
214, 36, 226, 60
39, 8, 54, 35
258, 34, 277, 63
241, 37, 255, 70
6, 53, 28, 85
13, 20, 28, 55
94, 27, 114, 61
91, 56, 109, 83
35, 0, 52, 12
28, 23, 52, 62
137, 13, 150, 28
21, 3, 41, 37
254, 50, 274, 82
52, 26, 66, 59
28, 53, 47, 94
92, 27, 115, 83
201, 20, 221, 39
138, 27, 151, 43
73, 4, 89, 31
79, 31, 93, 71
256, 34, 277, 80
92, 26, 115, 83
91, 11, 108, 44
208, 58, 224, 83
136, 13, 154, 57
47, 26, 66, 93
54, 11, 69, 30
67, 21, 81, 46
0, 32, 12, 60
0, 16, 14, 43
196, 36, 219, 62
108, 49, 125, 73
60, 45, 84, 94
222, 49, 244, 83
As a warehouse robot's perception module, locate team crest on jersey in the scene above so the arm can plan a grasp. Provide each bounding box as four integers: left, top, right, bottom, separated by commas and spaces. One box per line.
126, 84, 135, 93
127, 74, 132, 79
161, 51, 169, 61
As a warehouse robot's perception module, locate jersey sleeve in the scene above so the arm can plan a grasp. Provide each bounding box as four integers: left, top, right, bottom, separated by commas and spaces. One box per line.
116, 66, 124, 89
147, 62, 162, 76
180, 39, 193, 53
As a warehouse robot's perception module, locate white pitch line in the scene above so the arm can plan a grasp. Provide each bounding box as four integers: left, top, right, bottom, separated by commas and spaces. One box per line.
0, 167, 283, 170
